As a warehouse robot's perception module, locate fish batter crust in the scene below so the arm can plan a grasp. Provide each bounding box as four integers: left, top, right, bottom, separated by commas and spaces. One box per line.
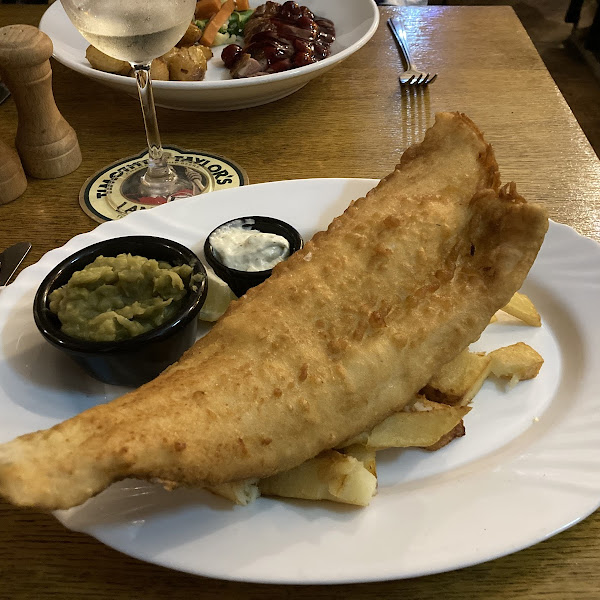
0, 113, 548, 510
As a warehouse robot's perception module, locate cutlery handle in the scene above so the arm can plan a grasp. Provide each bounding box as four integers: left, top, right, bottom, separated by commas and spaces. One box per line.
0, 139, 27, 205
387, 18, 416, 71
0, 24, 81, 179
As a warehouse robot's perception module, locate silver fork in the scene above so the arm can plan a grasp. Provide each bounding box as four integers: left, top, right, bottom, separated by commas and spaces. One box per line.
387, 17, 437, 86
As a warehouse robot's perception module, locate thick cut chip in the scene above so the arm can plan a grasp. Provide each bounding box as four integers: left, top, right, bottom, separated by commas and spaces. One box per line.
422, 350, 492, 406
343, 398, 471, 450
209, 447, 378, 507
341, 444, 377, 477
258, 451, 377, 507
500, 292, 541, 326
423, 421, 466, 451
488, 342, 544, 381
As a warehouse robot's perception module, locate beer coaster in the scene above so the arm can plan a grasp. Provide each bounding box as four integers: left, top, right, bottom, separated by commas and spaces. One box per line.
80, 146, 248, 223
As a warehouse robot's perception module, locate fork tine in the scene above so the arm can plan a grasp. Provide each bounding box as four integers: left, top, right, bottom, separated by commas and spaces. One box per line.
405, 75, 415, 85
427, 73, 438, 85
416, 73, 426, 85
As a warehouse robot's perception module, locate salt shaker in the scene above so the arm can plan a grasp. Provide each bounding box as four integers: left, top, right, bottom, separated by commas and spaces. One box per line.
0, 24, 81, 179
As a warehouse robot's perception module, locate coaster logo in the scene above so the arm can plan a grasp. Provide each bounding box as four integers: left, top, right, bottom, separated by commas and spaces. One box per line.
80, 147, 248, 223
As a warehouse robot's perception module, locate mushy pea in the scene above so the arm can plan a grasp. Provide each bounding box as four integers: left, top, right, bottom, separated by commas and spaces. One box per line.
49, 253, 195, 342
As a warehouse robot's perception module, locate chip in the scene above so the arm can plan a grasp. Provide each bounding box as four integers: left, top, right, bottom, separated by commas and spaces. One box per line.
341, 444, 377, 477
423, 421, 466, 451
422, 350, 492, 406
488, 342, 544, 382
500, 292, 541, 327
258, 450, 377, 506
342, 398, 471, 451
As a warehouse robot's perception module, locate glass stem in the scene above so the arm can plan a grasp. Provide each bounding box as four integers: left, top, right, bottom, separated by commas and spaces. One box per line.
132, 63, 172, 181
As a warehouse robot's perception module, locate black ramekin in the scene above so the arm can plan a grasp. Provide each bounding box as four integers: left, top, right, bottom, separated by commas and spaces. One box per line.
203, 216, 303, 297
33, 236, 207, 387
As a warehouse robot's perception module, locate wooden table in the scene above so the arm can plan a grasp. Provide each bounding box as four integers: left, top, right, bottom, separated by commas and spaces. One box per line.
1, 5, 599, 599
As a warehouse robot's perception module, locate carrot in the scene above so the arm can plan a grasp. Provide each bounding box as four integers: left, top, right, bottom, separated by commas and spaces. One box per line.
195, 0, 222, 20
235, 0, 250, 10
199, 0, 235, 46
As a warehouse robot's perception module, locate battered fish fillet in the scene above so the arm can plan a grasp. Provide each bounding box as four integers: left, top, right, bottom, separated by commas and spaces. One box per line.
0, 113, 548, 510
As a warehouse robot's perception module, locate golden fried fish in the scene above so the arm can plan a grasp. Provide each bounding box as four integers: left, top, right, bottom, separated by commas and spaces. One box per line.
0, 113, 548, 510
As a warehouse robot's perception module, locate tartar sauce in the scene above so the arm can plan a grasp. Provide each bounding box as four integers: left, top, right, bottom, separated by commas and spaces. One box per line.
210, 219, 290, 272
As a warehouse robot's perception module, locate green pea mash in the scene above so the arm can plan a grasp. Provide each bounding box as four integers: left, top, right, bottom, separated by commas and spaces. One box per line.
49, 253, 194, 342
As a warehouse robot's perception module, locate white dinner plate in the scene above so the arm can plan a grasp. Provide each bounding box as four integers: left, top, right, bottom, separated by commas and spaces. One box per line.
39, 0, 379, 111
1, 179, 599, 584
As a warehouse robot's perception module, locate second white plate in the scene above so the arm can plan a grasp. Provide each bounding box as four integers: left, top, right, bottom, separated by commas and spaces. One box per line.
39, 0, 380, 111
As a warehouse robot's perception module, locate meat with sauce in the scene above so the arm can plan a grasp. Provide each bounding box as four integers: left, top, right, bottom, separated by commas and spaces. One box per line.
222, 1, 336, 78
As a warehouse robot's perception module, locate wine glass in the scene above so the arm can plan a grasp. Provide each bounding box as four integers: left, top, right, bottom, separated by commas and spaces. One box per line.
62, 0, 197, 201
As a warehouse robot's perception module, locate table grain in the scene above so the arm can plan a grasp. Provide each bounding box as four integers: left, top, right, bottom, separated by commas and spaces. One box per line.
1, 5, 599, 599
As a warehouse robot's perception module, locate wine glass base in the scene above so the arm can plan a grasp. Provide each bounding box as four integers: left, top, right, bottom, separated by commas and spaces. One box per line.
78, 146, 249, 223
131, 165, 207, 205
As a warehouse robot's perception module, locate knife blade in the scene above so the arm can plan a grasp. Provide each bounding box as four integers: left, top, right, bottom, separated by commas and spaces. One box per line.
0, 242, 31, 286
0, 81, 10, 105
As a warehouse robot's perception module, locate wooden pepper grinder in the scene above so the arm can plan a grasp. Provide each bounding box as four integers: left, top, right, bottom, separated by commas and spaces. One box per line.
0, 139, 27, 204
0, 24, 81, 179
